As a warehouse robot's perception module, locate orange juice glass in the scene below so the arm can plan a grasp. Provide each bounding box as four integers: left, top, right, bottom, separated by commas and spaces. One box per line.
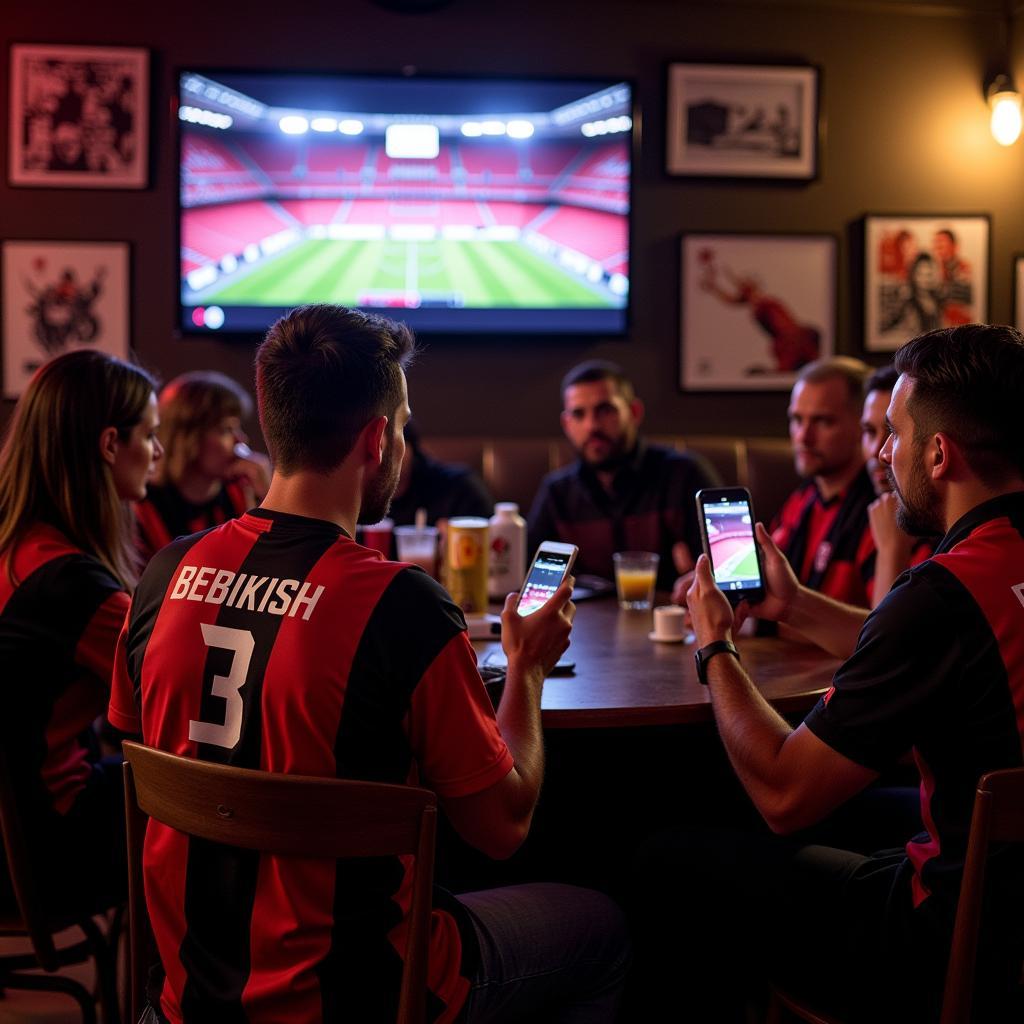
613, 551, 659, 610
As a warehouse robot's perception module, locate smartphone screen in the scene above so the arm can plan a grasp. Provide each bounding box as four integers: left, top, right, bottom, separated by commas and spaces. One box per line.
516, 547, 575, 616
698, 490, 764, 601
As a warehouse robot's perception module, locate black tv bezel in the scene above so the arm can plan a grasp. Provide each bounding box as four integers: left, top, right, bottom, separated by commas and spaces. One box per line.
173, 66, 637, 342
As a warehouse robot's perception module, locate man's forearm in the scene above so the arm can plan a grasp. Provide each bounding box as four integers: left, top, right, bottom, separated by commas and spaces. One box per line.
705, 654, 794, 826
495, 663, 546, 808
783, 585, 868, 659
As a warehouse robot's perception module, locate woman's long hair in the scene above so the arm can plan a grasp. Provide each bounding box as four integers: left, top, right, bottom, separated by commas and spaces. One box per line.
154, 371, 251, 486
0, 350, 156, 588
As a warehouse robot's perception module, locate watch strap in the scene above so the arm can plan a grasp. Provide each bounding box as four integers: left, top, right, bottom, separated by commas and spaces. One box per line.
695, 639, 740, 685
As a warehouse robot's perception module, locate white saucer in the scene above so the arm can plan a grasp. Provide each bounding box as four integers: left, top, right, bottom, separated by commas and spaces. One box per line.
649, 631, 685, 644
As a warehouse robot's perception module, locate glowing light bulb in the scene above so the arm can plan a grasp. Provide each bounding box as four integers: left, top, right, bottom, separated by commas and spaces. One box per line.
990, 90, 1022, 146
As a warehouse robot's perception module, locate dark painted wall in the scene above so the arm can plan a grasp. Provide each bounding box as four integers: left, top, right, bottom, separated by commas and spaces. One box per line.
3, 0, 1022, 442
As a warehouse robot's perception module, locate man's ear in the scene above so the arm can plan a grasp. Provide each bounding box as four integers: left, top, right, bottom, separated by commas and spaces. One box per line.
559, 409, 572, 437
930, 432, 951, 480
98, 426, 119, 467
361, 415, 389, 467
629, 397, 645, 427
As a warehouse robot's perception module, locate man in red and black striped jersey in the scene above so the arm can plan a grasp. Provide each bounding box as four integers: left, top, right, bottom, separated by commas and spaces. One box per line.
770, 356, 877, 608
110, 305, 628, 1024
528, 360, 718, 592
655, 324, 1024, 1022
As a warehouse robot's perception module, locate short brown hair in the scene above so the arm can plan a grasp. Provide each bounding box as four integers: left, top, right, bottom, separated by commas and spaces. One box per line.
156, 371, 251, 485
256, 304, 416, 474
795, 356, 870, 411
894, 323, 1024, 485
561, 360, 635, 403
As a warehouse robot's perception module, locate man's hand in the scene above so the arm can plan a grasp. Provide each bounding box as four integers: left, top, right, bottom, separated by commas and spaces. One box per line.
868, 492, 914, 559
229, 447, 273, 501
739, 522, 799, 624
501, 579, 575, 685
685, 556, 734, 646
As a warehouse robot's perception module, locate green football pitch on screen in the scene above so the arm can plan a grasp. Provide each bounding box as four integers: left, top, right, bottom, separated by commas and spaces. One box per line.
202, 238, 617, 309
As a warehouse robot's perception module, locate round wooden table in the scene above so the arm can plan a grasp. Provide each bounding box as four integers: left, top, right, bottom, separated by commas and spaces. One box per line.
475, 597, 839, 729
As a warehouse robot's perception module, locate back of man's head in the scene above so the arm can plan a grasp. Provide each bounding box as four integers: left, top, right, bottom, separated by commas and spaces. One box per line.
560, 360, 635, 404
894, 323, 1024, 486
256, 304, 415, 474
795, 356, 870, 411
865, 365, 899, 397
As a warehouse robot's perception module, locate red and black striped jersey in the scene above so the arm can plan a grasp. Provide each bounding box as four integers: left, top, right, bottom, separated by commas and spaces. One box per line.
0, 523, 128, 821
134, 480, 251, 565
805, 491, 1024, 912
109, 508, 513, 1024
771, 466, 877, 607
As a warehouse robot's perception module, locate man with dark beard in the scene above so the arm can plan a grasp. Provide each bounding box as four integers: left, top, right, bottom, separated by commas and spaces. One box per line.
640, 324, 1024, 1023
109, 305, 629, 1024
527, 360, 717, 590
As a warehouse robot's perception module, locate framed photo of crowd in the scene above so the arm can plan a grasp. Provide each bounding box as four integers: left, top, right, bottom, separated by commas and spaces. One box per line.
863, 215, 989, 352
666, 63, 818, 180
7, 43, 149, 188
1, 240, 130, 398
679, 232, 837, 391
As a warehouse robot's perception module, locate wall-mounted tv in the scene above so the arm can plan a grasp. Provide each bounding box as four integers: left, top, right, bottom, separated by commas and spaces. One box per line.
177, 70, 632, 336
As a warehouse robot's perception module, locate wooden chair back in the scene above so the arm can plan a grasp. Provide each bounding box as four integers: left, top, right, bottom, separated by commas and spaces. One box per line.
122, 741, 438, 1024
941, 767, 1024, 1024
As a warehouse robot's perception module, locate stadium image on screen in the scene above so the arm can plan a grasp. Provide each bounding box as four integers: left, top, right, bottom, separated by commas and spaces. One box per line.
178, 71, 631, 335
703, 502, 761, 592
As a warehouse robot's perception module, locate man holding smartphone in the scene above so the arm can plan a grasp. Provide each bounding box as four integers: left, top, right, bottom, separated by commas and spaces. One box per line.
637, 324, 1024, 1023
110, 305, 628, 1024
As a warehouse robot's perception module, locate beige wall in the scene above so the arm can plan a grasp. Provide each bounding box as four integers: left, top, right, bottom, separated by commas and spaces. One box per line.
2, 0, 1021, 443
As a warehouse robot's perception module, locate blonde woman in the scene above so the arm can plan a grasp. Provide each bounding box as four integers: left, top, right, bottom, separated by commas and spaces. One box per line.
134, 371, 270, 563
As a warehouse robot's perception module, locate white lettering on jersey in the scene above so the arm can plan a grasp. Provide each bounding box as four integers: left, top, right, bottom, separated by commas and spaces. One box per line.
168, 566, 323, 620
188, 623, 254, 749
1012, 582, 1024, 609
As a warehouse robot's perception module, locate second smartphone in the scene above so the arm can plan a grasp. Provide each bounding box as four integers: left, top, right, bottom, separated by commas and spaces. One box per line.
515, 541, 578, 616
695, 487, 766, 606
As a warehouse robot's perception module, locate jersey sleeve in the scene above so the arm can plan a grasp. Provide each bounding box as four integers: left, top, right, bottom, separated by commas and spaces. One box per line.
107, 605, 141, 734
406, 630, 514, 799
804, 566, 963, 771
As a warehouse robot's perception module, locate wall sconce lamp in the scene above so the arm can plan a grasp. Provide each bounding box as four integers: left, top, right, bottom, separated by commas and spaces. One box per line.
988, 73, 1022, 146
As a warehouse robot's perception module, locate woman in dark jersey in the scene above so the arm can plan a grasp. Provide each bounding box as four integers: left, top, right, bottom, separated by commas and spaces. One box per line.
0, 349, 160, 915
134, 371, 270, 564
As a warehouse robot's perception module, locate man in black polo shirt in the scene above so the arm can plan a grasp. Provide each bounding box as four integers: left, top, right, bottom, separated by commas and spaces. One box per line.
527, 360, 717, 591
638, 324, 1024, 1022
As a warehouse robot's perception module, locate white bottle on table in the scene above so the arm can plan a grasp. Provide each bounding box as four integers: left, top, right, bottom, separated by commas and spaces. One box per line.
488, 502, 526, 599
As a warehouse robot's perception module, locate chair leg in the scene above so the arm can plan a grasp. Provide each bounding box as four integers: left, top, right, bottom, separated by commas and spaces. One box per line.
765, 991, 785, 1024
81, 915, 121, 1024
0, 971, 98, 1024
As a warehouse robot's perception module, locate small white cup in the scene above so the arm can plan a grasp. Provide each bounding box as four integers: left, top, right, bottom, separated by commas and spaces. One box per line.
651, 605, 687, 642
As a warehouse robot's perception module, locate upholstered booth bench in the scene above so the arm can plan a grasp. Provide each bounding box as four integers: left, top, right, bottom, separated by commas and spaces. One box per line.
421, 435, 799, 526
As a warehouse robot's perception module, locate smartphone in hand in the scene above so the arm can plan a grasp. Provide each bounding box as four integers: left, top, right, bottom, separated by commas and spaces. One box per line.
695, 487, 766, 606
515, 542, 578, 616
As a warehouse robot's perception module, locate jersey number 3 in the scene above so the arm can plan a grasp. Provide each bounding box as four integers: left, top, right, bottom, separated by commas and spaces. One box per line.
188, 624, 255, 749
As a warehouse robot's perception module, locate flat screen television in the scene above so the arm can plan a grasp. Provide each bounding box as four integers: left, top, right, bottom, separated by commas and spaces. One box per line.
177, 70, 632, 336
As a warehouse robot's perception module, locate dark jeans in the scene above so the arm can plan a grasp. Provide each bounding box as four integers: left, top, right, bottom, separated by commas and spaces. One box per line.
459, 883, 630, 1023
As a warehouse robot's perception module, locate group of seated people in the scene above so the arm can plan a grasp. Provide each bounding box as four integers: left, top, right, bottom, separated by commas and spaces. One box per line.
0, 305, 1022, 1023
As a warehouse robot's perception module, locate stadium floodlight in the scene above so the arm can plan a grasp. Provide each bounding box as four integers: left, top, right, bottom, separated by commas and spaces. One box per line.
385, 123, 440, 159
179, 105, 233, 130
311, 117, 338, 133
480, 121, 506, 136
506, 120, 535, 139
279, 115, 309, 135
461, 122, 483, 137
338, 119, 365, 135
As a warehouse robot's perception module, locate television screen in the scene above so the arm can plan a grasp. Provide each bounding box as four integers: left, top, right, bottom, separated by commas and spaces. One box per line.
177, 70, 632, 336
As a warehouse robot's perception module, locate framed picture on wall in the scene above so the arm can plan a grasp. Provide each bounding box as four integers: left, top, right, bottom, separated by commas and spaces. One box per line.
863, 215, 989, 352
680, 233, 836, 391
1014, 255, 1024, 332
666, 63, 818, 179
2, 241, 130, 398
8, 43, 149, 188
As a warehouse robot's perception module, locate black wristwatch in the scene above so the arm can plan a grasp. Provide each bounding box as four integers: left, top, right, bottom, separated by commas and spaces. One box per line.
694, 639, 740, 685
